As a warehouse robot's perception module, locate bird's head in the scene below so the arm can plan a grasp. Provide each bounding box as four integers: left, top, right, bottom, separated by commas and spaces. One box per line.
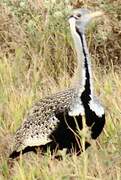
68, 8, 103, 33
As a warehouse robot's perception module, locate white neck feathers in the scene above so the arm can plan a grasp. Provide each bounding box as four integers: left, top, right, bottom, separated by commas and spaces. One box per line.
69, 18, 93, 97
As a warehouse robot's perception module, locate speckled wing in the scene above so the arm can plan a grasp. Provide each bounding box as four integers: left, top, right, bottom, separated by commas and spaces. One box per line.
14, 115, 59, 152
12, 89, 75, 152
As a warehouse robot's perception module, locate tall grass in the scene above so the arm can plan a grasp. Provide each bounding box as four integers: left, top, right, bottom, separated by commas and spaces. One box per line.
0, 0, 121, 179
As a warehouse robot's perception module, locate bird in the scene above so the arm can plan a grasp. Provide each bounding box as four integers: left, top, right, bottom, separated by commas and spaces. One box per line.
9, 8, 105, 158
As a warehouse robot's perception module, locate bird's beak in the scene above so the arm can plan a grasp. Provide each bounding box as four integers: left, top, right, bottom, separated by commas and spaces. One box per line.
89, 10, 104, 18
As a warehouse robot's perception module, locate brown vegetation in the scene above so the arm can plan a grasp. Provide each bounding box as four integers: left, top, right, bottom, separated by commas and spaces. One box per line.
0, 0, 121, 179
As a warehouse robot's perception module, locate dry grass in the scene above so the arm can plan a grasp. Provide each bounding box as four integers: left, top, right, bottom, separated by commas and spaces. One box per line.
0, 0, 121, 179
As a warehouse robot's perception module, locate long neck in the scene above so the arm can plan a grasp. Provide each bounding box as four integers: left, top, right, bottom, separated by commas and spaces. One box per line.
69, 19, 93, 98
76, 28, 93, 98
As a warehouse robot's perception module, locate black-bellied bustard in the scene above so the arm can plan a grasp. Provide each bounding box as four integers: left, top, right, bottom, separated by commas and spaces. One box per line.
10, 9, 105, 158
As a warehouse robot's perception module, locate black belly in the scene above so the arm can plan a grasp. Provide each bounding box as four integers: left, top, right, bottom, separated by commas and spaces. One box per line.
49, 111, 83, 152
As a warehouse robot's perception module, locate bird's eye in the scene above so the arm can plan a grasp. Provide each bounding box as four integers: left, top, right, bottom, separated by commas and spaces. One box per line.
76, 13, 81, 18
68, 13, 81, 20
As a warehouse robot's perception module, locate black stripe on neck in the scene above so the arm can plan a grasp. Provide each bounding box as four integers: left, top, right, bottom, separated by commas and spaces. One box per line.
76, 27, 91, 102
75, 28, 105, 137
